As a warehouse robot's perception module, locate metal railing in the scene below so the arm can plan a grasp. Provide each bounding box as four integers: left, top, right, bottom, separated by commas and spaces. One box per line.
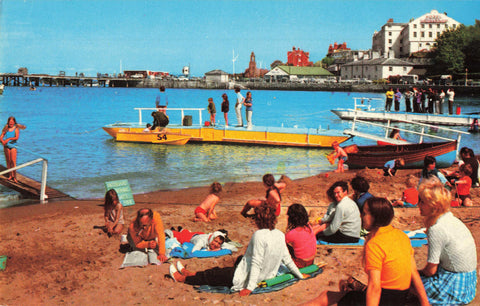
0, 146, 48, 203
134, 108, 205, 126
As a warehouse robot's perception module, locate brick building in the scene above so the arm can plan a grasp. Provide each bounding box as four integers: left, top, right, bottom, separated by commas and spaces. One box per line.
287, 47, 313, 67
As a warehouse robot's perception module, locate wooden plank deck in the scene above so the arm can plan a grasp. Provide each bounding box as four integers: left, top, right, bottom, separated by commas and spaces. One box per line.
0, 165, 73, 200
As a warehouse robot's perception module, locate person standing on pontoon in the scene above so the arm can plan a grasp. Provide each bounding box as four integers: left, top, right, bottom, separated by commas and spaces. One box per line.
385, 88, 394, 111
234, 87, 244, 127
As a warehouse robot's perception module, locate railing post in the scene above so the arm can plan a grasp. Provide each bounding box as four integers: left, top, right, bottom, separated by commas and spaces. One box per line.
40, 159, 48, 203
419, 127, 425, 143
385, 120, 391, 138
138, 109, 142, 125
199, 109, 203, 126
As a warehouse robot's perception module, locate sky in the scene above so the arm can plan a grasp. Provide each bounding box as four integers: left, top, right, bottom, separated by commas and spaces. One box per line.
0, 0, 478, 77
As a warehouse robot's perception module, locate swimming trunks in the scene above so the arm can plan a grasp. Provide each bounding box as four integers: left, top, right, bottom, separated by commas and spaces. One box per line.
195, 206, 207, 215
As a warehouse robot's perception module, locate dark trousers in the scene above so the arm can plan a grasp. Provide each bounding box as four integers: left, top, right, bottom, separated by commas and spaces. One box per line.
448, 100, 453, 115
316, 231, 359, 243
385, 98, 392, 111
413, 102, 421, 113
405, 98, 412, 112
185, 266, 236, 287
394, 99, 400, 112
338, 288, 408, 306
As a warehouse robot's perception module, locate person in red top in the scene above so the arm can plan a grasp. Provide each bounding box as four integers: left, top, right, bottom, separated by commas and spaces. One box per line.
393, 175, 419, 207
455, 164, 473, 206
127, 208, 168, 262
285, 204, 317, 268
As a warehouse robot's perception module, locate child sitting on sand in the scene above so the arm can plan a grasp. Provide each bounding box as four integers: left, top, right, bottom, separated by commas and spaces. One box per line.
332, 141, 347, 173
104, 189, 124, 235
454, 164, 473, 207
393, 175, 419, 207
194, 182, 222, 222
383, 158, 405, 176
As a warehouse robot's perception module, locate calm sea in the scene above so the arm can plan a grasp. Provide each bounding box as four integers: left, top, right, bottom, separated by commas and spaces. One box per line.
0, 87, 478, 207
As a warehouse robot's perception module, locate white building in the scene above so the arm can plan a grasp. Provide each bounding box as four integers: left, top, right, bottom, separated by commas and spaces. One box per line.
372, 10, 461, 58
204, 69, 229, 83
340, 58, 414, 81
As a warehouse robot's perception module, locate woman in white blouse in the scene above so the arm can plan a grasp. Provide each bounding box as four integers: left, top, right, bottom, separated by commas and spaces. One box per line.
169, 203, 304, 296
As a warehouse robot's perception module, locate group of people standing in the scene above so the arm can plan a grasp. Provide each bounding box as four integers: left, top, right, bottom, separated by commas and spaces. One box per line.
385, 87, 456, 114
207, 88, 253, 129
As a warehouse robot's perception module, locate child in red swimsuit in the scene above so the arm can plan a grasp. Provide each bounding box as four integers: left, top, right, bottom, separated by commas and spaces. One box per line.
194, 182, 222, 222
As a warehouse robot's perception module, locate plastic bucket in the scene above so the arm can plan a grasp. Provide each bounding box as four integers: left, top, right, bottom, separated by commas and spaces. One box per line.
0, 255, 7, 270
456, 106, 461, 115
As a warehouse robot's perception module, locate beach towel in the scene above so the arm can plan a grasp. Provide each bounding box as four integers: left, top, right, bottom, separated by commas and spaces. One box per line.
194, 264, 324, 294
120, 249, 161, 269
317, 230, 428, 248
169, 242, 234, 259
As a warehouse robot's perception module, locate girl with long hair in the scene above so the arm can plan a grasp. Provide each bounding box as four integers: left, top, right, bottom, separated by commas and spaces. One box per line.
103, 189, 124, 235
285, 204, 317, 268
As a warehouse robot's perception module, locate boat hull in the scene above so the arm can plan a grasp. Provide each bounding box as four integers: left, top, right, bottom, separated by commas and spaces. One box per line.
331, 109, 479, 126
103, 124, 349, 148
345, 141, 457, 169
115, 131, 190, 145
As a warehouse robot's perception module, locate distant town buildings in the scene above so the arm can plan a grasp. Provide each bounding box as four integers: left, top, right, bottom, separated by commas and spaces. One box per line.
287, 47, 313, 67
205, 69, 229, 83
372, 10, 461, 58
265, 65, 332, 81
340, 58, 414, 81
244, 52, 269, 78
327, 42, 350, 55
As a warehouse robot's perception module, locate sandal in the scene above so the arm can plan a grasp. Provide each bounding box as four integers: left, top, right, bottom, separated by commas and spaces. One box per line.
347, 276, 367, 292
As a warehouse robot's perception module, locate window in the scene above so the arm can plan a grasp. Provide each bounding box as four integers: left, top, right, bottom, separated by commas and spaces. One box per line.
419, 43, 422, 47
403, 67, 407, 72
413, 32, 417, 38
414, 24, 417, 28
429, 32, 432, 38
400, 47, 403, 52
421, 24, 425, 28
437, 32, 440, 37
388, 39, 392, 43
389, 31, 392, 36
375, 66, 378, 71
437, 24, 440, 29
429, 24, 432, 28
421, 32, 425, 38
389, 67, 393, 72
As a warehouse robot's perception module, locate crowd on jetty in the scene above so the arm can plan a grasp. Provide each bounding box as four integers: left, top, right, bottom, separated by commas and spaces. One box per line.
384, 87, 456, 115
99, 144, 478, 305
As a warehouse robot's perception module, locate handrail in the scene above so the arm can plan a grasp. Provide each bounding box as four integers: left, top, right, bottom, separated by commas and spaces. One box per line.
0, 152, 48, 203
348, 111, 468, 154
134, 107, 206, 126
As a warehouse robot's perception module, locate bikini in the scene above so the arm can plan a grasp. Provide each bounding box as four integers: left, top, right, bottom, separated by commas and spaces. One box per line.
266, 186, 281, 216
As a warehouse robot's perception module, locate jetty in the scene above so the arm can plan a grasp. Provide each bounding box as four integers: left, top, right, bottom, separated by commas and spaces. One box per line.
0, 165, 72, 201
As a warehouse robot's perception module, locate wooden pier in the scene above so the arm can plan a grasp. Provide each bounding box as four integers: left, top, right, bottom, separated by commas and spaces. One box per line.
0, 165, 73, 201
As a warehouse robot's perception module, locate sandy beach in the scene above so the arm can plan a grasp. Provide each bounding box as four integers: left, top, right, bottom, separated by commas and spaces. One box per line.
0, 167, 479, 305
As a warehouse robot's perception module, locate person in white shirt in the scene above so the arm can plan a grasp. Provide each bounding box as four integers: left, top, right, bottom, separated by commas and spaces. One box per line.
447, 88, 455, 115
234, 87, 244, 127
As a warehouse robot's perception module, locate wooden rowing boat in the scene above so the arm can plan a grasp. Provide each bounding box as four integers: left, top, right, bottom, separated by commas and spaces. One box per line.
115, 131, 191, 145
345, 141, 457, 169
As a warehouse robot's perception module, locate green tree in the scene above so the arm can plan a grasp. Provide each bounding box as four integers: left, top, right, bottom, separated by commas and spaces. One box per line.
430, 25, 467, 75
270, 60, 283, 69
463, 20, 480, 74
320, 56, 334, 68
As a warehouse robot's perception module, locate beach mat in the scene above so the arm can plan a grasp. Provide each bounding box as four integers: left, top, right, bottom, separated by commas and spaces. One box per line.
317, 230, 428, 248
169, 242, 233, 259
194, 264, 324, 294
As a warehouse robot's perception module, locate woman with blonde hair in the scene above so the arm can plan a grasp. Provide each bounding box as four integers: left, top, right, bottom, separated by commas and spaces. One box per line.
418, 179, 477, 305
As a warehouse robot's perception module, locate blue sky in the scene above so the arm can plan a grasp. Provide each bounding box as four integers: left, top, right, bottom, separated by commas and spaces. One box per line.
0, 0, 478, 77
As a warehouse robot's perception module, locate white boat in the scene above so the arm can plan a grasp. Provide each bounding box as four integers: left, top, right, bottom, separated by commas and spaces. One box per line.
331, 97, 480, 126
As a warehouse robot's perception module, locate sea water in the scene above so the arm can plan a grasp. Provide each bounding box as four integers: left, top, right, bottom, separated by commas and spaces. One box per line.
0, 86, 478, 207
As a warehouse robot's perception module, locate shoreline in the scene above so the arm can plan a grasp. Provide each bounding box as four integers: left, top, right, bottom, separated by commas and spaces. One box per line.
1, 166, 479, 305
